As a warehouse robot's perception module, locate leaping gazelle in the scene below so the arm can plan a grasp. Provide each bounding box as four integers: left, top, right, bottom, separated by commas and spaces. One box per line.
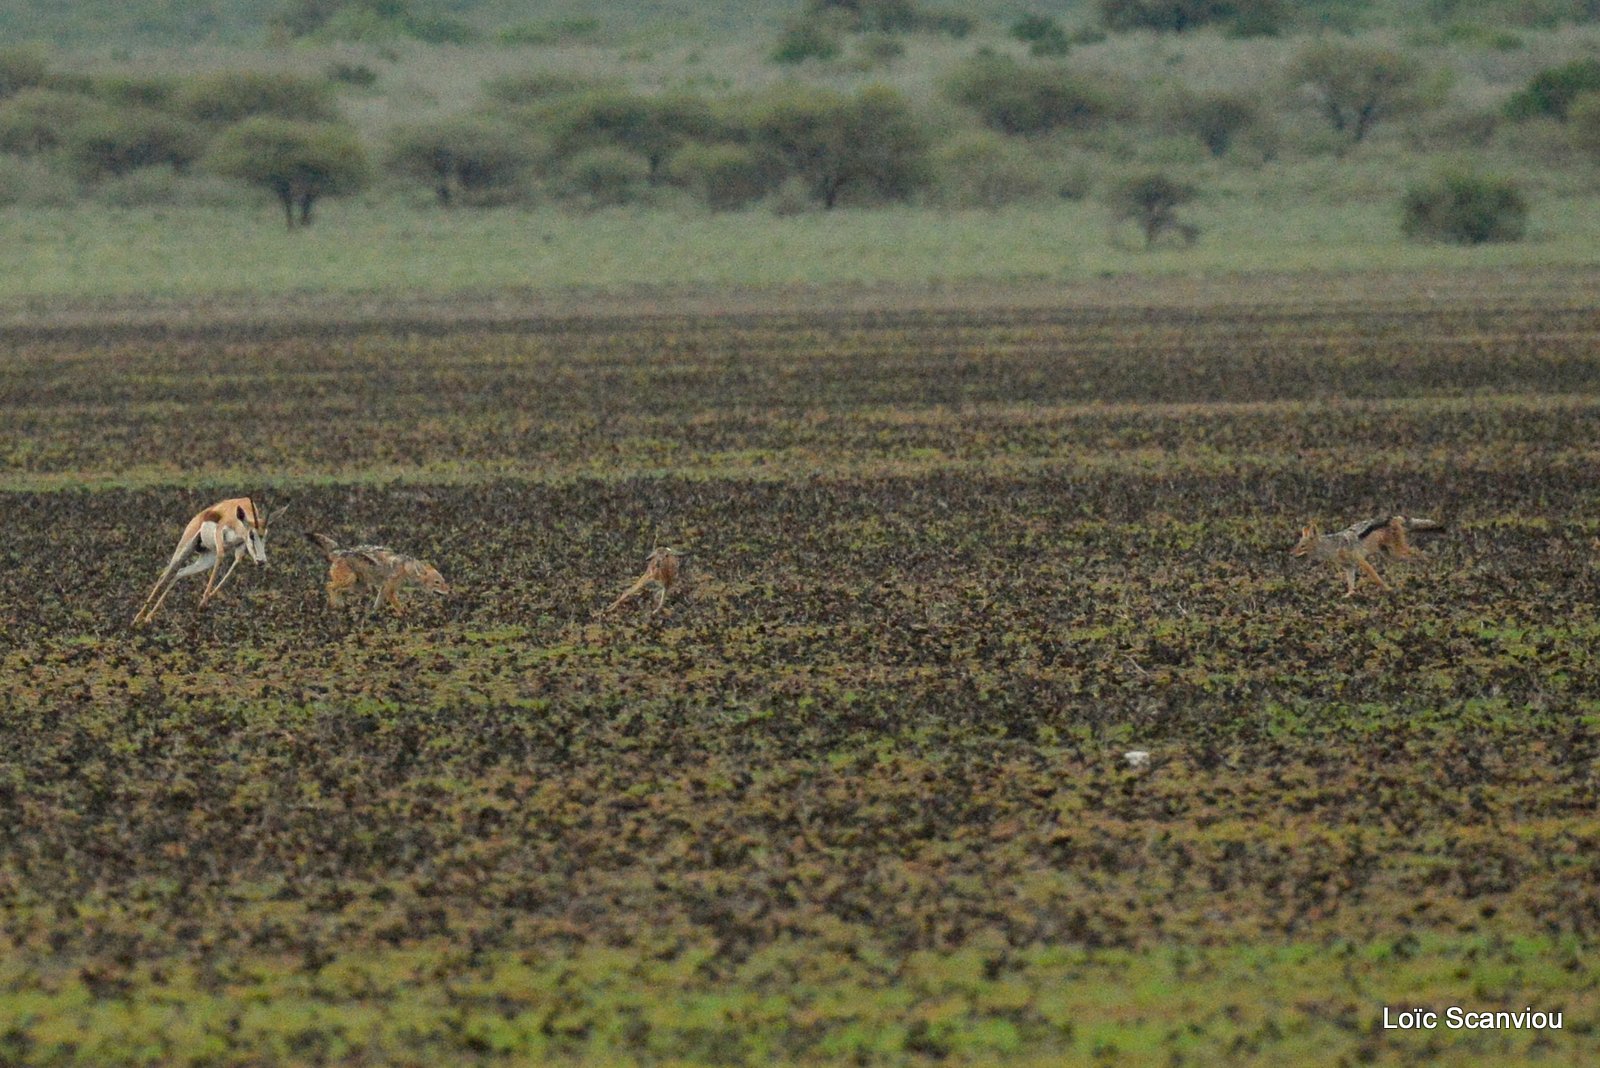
131, 497, 286, 626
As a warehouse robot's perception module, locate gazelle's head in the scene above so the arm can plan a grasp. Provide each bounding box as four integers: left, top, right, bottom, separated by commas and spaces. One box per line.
1289, 525, 1319, 557
236, 498, 287, 565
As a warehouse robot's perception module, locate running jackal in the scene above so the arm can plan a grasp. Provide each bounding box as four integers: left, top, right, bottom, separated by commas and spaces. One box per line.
605, 547, 685, 615
305, 532, 450, 616
1290, 515, 1444, 597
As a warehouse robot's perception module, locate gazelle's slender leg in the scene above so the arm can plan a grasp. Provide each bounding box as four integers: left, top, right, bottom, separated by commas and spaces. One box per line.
199, 523, 229, 604
202, 548, 246, 605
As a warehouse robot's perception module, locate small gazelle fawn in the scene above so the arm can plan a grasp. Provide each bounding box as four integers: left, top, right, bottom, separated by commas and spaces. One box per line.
131, 497, 285, 626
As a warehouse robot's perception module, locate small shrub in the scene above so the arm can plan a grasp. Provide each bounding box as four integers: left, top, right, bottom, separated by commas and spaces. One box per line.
559, 146, 649, 207
1106, 170, 1198, 248
1400, 172, 1527, 245
772, 18, 844, 64
1505, 58, 1600, 121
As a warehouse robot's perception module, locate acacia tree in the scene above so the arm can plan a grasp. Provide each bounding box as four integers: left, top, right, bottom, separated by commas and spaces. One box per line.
387, 117, 535, 205
1287, 41, 1421, 147
750, 84, 929, 208
206, 117, 370, 228
1107, 171, 1198, 248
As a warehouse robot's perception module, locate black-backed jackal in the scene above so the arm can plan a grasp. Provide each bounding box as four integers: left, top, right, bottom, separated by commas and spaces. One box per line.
305, 532, 450, 616
132, 497, 284, 626
605, 547, 685, 615
1290, 515, 1444, 596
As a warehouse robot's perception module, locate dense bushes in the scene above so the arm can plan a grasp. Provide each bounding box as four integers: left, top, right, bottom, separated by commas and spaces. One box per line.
1400, 172, 1528, 244
1098, 0, 1286, 36
943, 53, 1118, 136
1505, 58, 1600, 120
387, 117, 535, 205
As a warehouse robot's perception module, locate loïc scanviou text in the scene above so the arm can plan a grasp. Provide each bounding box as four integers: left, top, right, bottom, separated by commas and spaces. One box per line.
1382, 1007, 1562, 1030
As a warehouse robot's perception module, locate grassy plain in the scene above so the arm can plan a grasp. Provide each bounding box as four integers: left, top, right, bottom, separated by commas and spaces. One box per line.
3, 192, 1600, 301
3, 271, 1600, 1065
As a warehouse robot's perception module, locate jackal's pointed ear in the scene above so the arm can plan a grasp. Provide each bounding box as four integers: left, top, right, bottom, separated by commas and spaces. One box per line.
266, 503, 289, 527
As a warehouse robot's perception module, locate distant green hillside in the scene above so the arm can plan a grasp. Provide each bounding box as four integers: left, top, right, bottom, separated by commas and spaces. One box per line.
0, 0, 819, 47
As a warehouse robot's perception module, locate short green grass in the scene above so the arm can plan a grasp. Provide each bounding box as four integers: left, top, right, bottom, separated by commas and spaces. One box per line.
2, 193, 1598, 302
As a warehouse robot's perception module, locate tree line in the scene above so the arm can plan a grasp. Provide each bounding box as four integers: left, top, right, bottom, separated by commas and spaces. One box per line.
1, 43, 1597, 244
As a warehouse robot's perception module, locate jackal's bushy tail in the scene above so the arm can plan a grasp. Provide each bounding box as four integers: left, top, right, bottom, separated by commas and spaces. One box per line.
1397, 516, 1444, 533
305, 531, 340, 559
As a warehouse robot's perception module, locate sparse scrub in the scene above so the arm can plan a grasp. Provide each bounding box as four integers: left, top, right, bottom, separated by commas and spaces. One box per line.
943, 52, 1120, 136
1400, 170, 1528, 244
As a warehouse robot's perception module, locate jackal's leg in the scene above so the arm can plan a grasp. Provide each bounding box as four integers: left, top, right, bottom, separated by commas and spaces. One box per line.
1356, 555, 1390, 592
1343, 565, 1359, 597
650, 580, 667, 613
379, 574, 406, 616
326, 562, 356, 608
